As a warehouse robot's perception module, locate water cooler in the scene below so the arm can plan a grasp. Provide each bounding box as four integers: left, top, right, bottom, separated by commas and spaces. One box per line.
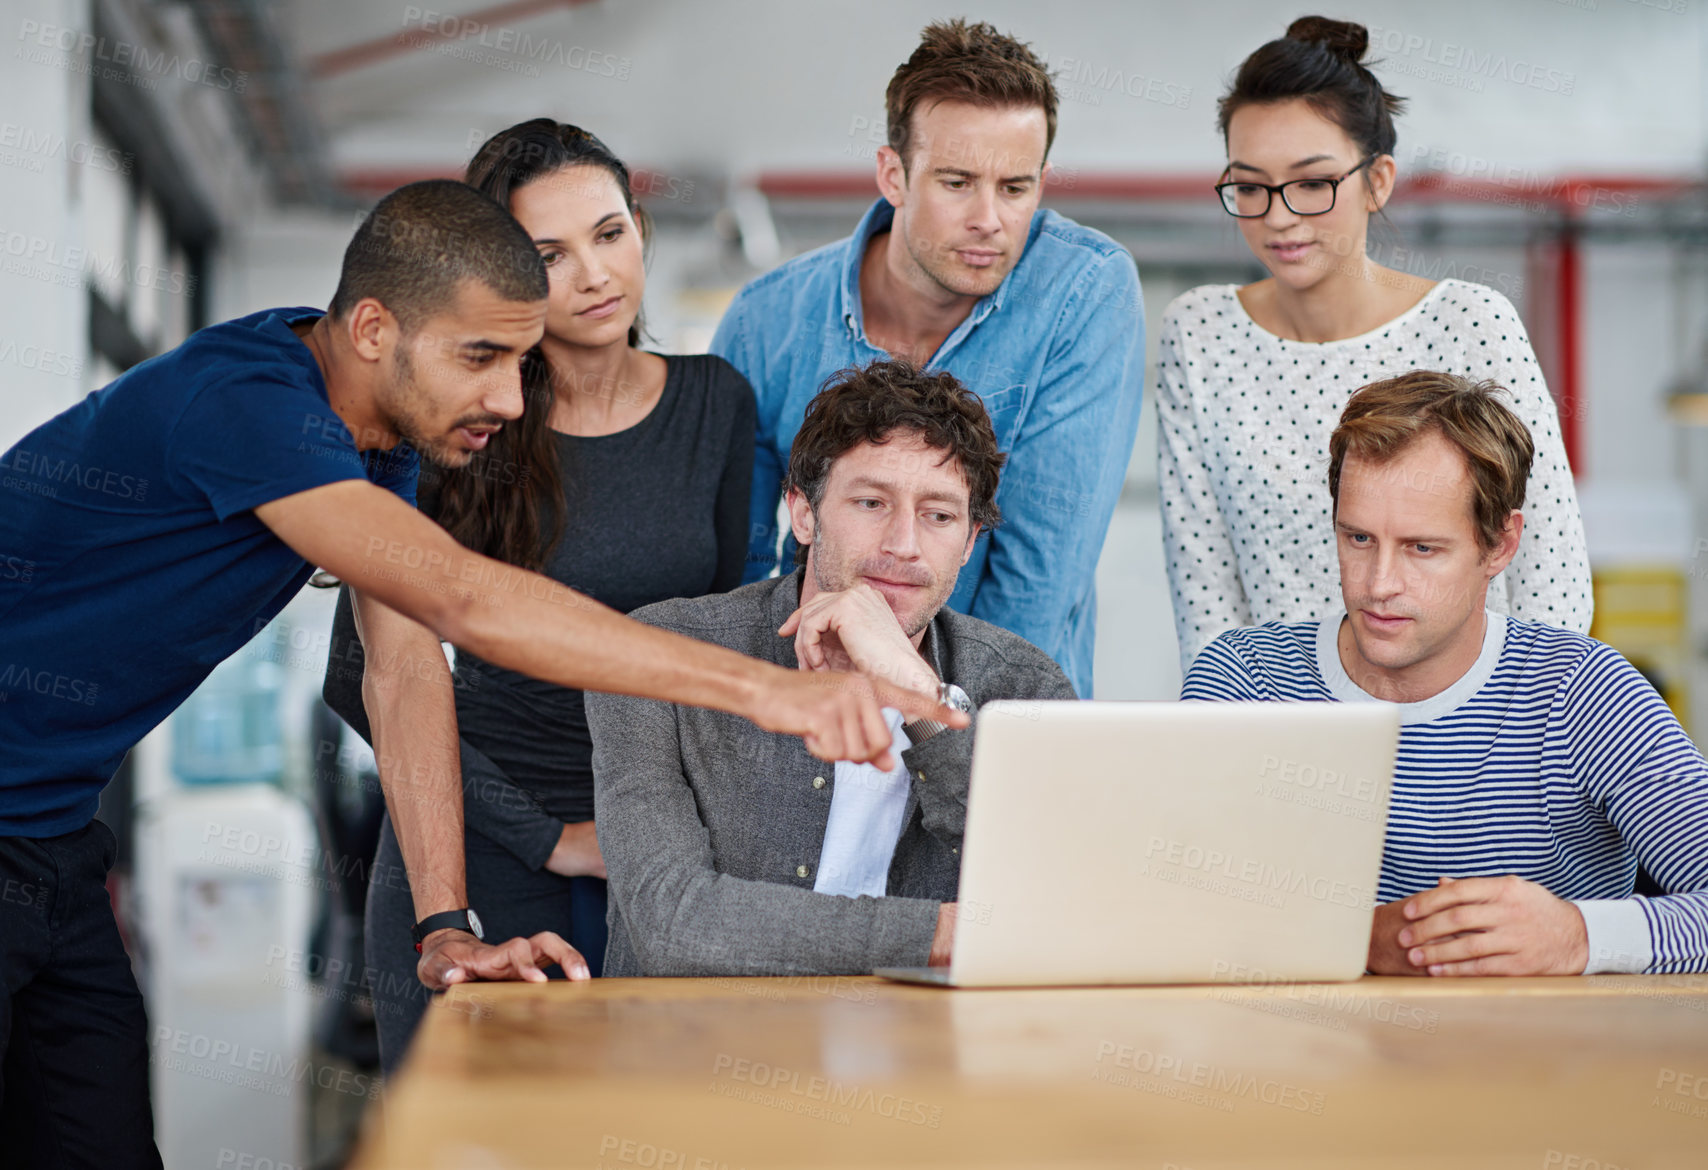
135, 631, 318, 1170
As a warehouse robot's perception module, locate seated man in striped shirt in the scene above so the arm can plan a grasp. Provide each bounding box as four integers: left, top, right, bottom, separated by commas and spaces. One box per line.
1182, 370, 1708, 976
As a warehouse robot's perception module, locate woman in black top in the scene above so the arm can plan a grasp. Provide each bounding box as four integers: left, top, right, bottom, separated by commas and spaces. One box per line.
322, 119, 755, 1072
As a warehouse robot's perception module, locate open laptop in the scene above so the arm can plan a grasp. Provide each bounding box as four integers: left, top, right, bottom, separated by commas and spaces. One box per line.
876, 700, 1400, 988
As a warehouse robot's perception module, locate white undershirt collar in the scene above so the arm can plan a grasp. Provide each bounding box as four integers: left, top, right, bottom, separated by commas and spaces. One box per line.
1315, 610, 1506, 725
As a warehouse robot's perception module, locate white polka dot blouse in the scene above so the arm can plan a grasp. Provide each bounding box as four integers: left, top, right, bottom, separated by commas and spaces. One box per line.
1156, 278, 1593, 671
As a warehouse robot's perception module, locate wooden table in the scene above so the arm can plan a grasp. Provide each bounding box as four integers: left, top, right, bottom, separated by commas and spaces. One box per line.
351, 975, 1708, 1169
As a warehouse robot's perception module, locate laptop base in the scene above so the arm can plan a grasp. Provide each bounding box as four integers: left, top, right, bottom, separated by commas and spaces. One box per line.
873, 966, 956, 986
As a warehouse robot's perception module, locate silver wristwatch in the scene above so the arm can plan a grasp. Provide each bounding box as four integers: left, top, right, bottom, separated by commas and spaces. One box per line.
903, 681, 972, 745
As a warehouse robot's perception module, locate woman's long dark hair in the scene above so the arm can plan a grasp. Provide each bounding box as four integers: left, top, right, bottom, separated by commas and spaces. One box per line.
430, 119, 652, 572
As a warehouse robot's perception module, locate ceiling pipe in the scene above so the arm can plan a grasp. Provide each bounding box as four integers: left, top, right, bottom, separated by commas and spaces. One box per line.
188, 0, 341, 207
744, 169, 1705, 479
309, 0, 594, 77
339, 165, 683, 199
336, 166, 1700, 211
333, 162, 1699, 474
752, 170, 1702, 208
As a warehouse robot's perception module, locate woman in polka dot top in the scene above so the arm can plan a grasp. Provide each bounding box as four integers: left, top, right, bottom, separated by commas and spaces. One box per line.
1157, 16, 1590, 669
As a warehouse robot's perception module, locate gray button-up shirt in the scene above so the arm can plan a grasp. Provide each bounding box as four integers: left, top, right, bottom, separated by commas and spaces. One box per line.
586, 570, 1077, 976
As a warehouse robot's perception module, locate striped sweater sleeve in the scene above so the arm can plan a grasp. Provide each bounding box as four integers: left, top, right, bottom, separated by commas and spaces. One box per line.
1566, 644, 1708, 973
1179, 630, 1275, 702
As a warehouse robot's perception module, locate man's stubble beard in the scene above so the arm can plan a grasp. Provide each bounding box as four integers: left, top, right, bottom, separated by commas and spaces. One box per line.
897, 203, 1006, 301
906, 234, 1003, 301
807, 509, 956, 640
384, 344, 477, 470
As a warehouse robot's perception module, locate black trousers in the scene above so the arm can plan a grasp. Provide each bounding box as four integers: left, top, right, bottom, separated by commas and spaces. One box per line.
0, 821, 162, 1170
365, 812, 608, 1075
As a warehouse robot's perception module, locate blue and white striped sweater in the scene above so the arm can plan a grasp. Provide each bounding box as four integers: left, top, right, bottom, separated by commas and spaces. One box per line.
1181, 614, 1708, 974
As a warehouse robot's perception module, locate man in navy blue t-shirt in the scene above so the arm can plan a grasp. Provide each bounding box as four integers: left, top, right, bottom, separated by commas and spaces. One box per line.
0, 180, 959, 1168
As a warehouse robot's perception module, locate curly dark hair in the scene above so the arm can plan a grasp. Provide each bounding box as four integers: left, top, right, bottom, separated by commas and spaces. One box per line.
785, 360, 1005, 566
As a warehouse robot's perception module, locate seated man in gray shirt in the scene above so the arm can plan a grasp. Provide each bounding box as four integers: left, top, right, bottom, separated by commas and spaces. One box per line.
586, 360, 1075, 975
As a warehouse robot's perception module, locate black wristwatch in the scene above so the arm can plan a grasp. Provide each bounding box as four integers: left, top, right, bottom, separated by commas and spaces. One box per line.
903, 681, 972, 745
412, 908, 484, 953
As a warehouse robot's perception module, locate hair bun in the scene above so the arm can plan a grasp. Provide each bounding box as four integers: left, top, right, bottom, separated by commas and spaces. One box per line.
1285, 15, 1368, 63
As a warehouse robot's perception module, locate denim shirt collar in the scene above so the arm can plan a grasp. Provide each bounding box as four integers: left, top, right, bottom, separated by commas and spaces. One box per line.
838, 198, 1017, 354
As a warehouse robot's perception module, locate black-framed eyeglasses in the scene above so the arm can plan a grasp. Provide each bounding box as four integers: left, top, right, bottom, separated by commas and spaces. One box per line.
1214, 155, 1377, 218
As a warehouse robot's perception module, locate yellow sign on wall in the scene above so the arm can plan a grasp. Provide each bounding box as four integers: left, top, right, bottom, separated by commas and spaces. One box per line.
1591, 567, 1690, 735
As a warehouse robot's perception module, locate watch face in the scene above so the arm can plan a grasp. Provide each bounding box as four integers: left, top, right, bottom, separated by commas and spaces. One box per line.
467, 908, 485, 941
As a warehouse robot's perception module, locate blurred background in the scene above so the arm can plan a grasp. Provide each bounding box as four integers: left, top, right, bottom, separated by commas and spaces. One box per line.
1, 0, 1705, 1165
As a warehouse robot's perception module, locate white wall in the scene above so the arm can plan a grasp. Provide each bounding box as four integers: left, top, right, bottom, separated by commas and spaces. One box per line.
292, 0, 1707, 180
18, 0, 1708, 708
0, 0, 276, 452
211, 209, 358, 322
1583, 243, 1702, 488
0, 0, 94, 439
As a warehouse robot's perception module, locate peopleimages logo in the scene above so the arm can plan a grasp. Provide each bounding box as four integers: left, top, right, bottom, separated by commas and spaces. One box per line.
1365, 26, 1575, 95
1257, 755, 1379, 801
0, 337, 84, 379
1210, 960, 1441, 1033
398, 7, 632, 79
16, 20, 249, 93
1037, 52, 1193, 110
0, 122, 130, 173
1093, 1041, 1327, 1115
0, 664, 98, 705
1142, 836, 1373, 910
709, 1054, 943, 1128
1409, 146, 1641, 218
0, 444, 148, 501
152, 1026, 379, 1100
0, 228, 196, 298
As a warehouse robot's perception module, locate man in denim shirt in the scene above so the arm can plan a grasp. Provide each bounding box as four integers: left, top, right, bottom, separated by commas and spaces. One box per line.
711, 19, 1145, 697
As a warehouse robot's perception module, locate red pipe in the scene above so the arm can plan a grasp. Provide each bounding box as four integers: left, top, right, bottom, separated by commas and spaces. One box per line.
340, 165, 674, 198
310, 0, 593, 77
1556, 231, 1582, 475
338, 165, 1696, 210
751, 170, 1220, 200
750, 170, 1698, 208
332, 163, 1669, 478
339, 167, 460, 194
